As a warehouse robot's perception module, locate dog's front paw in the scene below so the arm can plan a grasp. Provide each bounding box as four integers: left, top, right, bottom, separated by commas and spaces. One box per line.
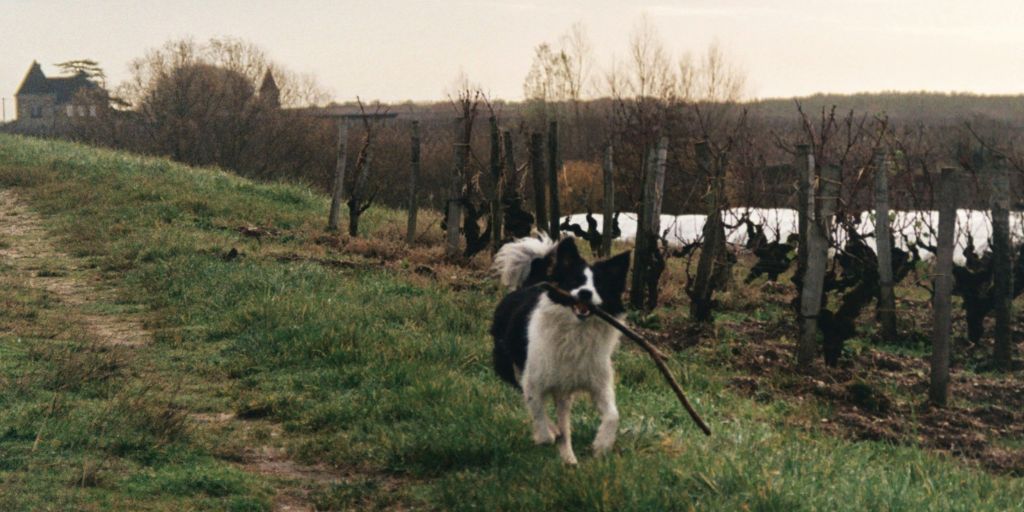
560, 452, 578, 465
592, 439, 615, 457
549, 423, 562, 439
533, 427, 556, 445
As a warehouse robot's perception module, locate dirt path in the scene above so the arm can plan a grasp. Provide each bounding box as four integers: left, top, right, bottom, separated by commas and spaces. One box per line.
0, 189, 343, 511
0, 190, 147, 347
192, 412, 348, 511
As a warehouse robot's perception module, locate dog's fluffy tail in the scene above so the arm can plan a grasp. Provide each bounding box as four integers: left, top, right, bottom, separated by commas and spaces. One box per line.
493, 234, 556, 290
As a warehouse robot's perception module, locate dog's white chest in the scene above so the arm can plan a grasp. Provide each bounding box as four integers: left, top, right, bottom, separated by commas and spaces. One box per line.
523, 296, 620, 391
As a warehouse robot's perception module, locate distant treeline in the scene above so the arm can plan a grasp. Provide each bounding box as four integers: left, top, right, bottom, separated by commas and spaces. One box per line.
9, 36, 1022, 219
306, 93, 1024, 216
751, 92, 1024, 123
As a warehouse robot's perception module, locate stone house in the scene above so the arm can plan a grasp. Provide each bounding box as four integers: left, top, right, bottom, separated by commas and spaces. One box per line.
14, 61, 105, 133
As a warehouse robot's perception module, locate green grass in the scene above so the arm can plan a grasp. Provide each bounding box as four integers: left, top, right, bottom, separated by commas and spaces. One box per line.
0, 133, 1021, 510
0, 267, 271, 511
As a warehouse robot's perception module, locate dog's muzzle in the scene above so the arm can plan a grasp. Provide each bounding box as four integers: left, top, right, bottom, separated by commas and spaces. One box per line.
571, 301, 592, 319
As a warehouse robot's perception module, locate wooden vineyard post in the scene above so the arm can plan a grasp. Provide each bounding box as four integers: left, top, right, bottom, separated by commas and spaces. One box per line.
646, 137, 669, 310
446, 117, 467, 258
930, 168, 958, 406
874, 148, 898, 341
652, 138, 668, 239
793, 144, 813, 298
530, 132, 547, 234
547, 120, 561, 237
503, 130, 516, 182
989, 154, 1014, 370
797, 164, 840, 370
488, 116, 503, 252
501, 130, 518, 241
405, 120, 421, 245
630, 138, 668, 311
601, 144, 615, 257
327, 120, 349, 231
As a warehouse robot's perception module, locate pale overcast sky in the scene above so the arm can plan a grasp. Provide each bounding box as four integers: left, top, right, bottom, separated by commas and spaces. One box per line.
3, 0, 1024, 113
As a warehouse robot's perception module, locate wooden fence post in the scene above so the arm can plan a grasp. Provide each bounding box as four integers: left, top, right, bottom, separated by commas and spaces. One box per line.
990, 154, 1014, 370
797, 163, 840, 369
489, 116, 503, 252
601, 144, 615, 257
651, 138, 668, 232
930, 167, 958, 406
503, 130, 516, 182
874, 148, 898, 341
793, 144, 813, 296
630, 146, 656, 309
630, 138, 667, 311
405, 120, 420, 245
646, 136, 669, 309
446, 117, 466, 257
530, 132, 547, 234
327, 120, 348, 231
501, 130, 517, 240
548, 120, 562, 237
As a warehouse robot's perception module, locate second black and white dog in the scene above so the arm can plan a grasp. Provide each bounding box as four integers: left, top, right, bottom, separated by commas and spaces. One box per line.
491, 235, 631, 464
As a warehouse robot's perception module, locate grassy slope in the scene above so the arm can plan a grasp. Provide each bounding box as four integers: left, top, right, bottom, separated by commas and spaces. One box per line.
0, 134, 1020, 511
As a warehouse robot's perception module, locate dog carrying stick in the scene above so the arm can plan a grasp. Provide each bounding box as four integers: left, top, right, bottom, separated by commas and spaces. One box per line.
540, 283, 712, 436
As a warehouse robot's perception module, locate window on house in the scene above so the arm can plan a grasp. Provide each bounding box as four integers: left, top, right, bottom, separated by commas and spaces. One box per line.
66, 105, 75, 117
77, 106, 86, 117
30, 105, 43, 118
89, 105, 97, 117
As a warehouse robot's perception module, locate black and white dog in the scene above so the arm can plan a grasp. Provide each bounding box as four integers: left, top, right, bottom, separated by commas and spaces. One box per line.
491, 235, 630, 464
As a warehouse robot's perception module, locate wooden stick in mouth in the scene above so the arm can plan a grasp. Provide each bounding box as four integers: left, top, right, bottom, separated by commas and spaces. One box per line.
539, 282, 712, 436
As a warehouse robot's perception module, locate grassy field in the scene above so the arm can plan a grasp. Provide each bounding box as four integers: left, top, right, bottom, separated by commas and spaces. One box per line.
0, 133, 1022, 511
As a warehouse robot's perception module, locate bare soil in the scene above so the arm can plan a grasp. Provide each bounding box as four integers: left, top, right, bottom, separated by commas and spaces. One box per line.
0, 190, 147, 347
707, 286, 1024, 475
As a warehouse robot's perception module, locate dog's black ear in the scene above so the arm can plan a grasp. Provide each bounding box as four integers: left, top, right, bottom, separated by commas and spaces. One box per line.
555, 237, 582, 268
523, 254, 555, 286
593, 251, 631, 292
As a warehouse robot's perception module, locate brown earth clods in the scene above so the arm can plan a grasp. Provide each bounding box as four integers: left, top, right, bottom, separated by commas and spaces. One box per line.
720, 314, 1024, 475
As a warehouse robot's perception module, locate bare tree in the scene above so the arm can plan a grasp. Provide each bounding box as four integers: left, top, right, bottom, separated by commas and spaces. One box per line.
661, 42, 749, 324
603, 16, 679, 214
115, 37, 329, 184
624, 15, 676, 101
346, 98, 389, 237
55, 59, 107, 87
444, 77, 482, 258
523, 22, 595, 160
523, 42, 560, 122
523, 22, 593, 114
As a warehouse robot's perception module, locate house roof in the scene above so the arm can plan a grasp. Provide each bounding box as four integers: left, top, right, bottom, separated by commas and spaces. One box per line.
15, 61, 99, 103
259, 71, 278, 93
16, 62, 49, 95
